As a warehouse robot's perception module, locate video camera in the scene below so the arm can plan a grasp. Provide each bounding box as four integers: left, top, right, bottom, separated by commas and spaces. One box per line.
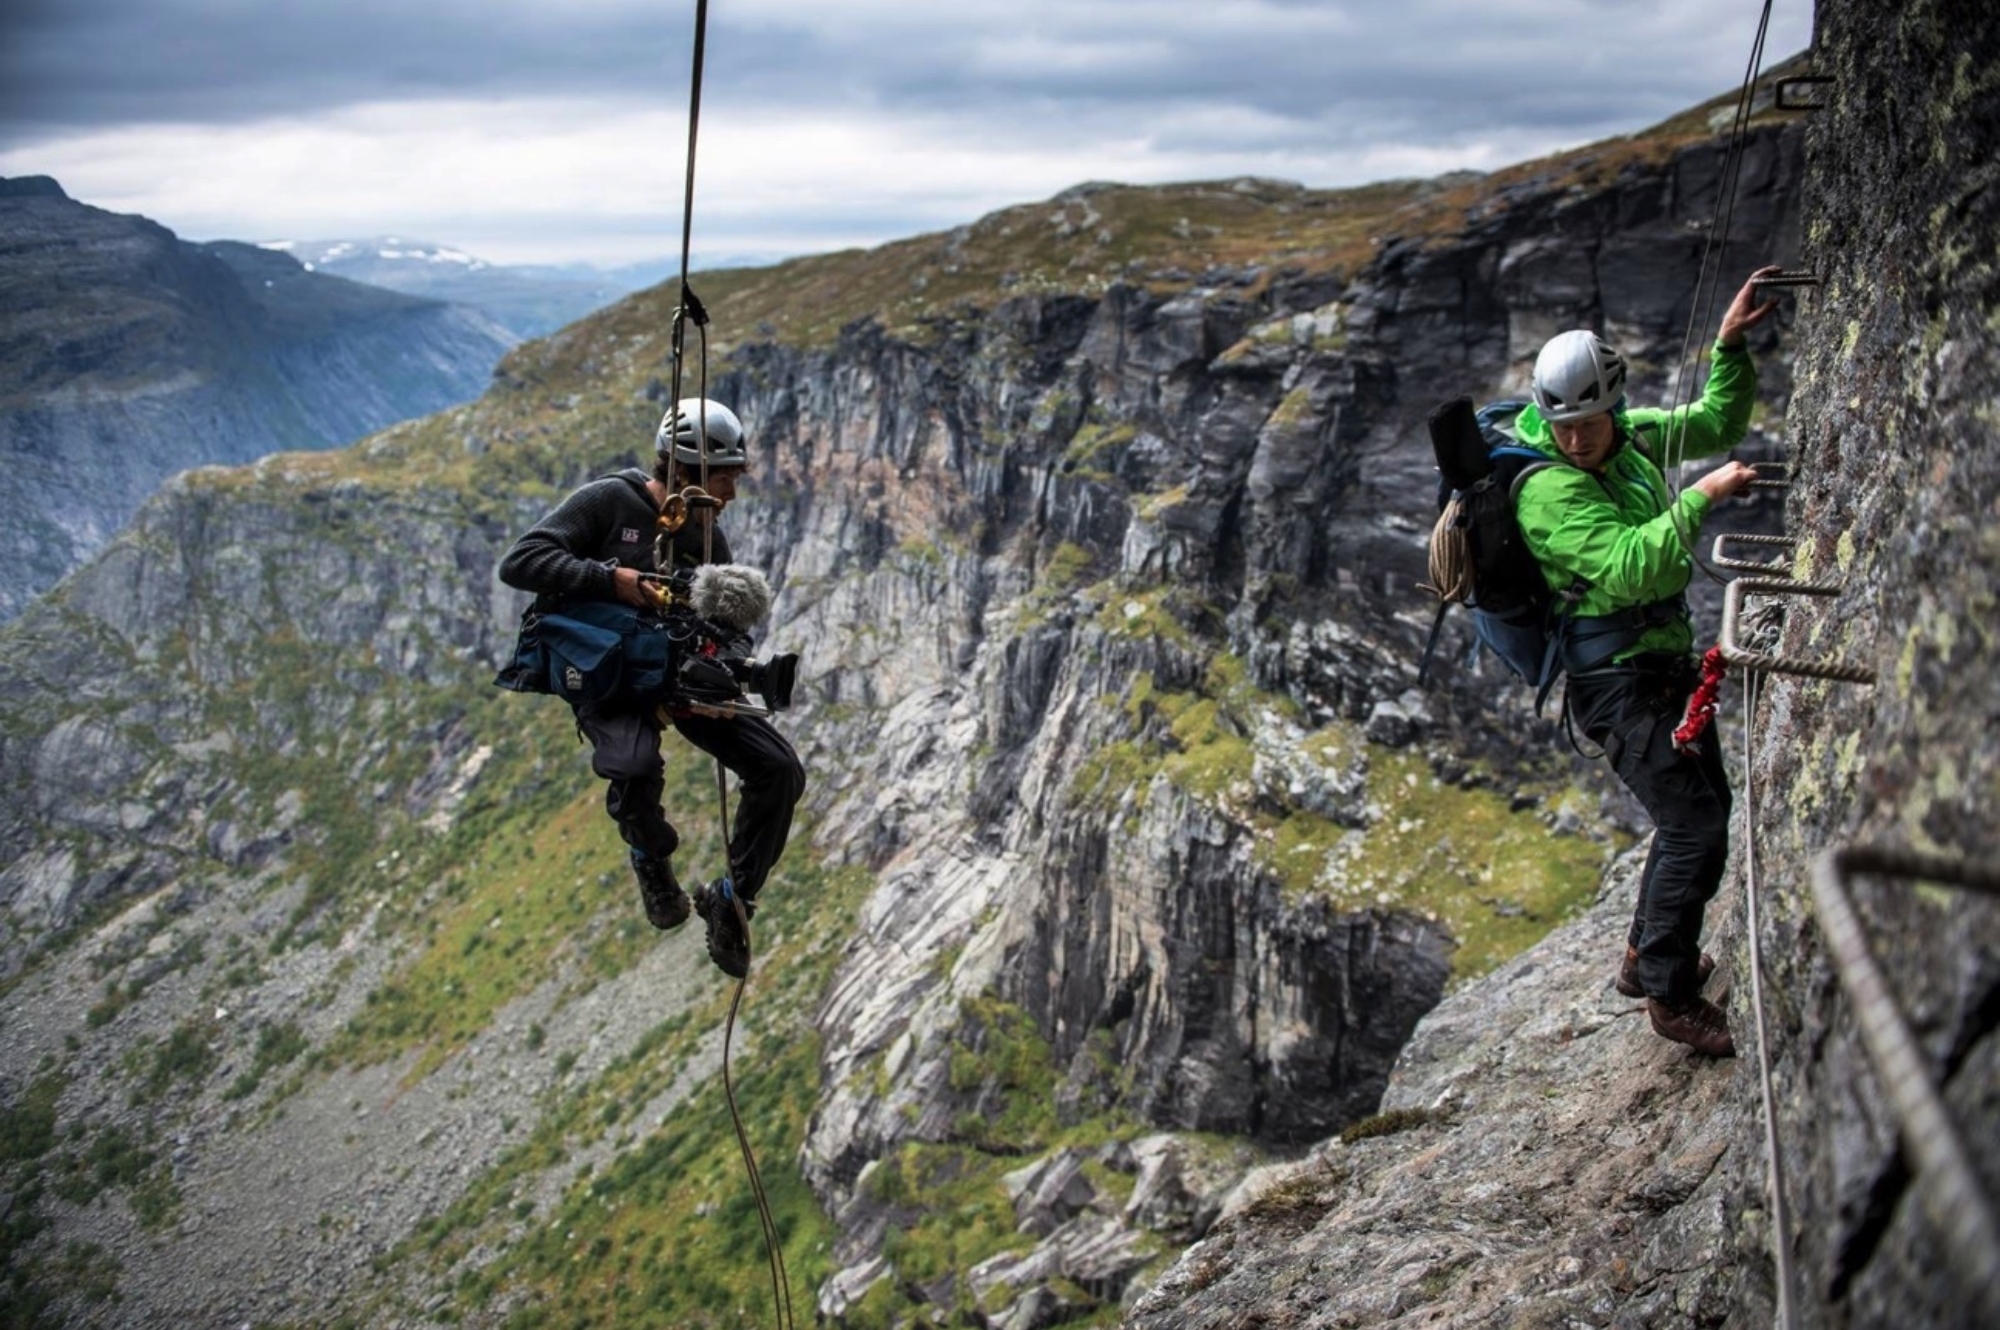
647, 564, 799, 716
675, 650, 799, 713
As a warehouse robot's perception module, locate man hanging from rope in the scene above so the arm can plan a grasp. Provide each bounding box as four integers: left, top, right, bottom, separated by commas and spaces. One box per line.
497, 399, 805, 978
1512, 267, 1782, 1058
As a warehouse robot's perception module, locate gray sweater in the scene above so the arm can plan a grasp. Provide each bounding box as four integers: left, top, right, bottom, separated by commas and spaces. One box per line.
499, 468, 734, 606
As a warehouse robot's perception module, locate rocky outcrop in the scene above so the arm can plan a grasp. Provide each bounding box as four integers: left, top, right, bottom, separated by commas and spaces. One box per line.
0, 62, 1836, 1330
1127, 846, 1759, 1328
1127, 2, 2000, 1325
0, 178, 516, 622
631, 92, 1804, 1318
1723, 2, 2000, 1323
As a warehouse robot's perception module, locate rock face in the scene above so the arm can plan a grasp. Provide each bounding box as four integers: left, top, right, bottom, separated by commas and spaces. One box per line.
696, 108, 1801, 1319
0, 52, 1876, 1330
1127, 846, 1761, 1329
1126, 2, 2000, 1326
0, 177, 516, 621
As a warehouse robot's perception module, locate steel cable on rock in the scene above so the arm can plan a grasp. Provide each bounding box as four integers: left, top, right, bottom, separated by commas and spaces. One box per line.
1737, 669, 1801, 1330
660, 4, 795, 1327
1662, 0, 1776, 478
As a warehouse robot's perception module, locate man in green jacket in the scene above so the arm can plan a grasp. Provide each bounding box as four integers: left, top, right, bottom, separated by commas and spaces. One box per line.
1512, 267, 1780, 1058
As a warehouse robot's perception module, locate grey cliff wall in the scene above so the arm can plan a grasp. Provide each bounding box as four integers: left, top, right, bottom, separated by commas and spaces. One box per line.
1128, 1, 2000, 1325
677, 109, 1806, 1314
1728, 0, 2000, 1322
0, 69, 1835, 1330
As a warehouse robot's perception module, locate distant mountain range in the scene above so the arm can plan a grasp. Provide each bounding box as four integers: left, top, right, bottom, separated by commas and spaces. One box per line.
0, 176, 516, 621
258, 236, 678, 339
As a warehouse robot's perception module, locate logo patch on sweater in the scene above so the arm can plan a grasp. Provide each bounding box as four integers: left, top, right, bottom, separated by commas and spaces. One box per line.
620, 527, 642, 544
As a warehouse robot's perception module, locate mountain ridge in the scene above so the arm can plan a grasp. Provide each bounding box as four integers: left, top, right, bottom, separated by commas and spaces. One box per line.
258, 235, 673, 339
7, 14, 1990, 1325
0, 88, 1792, 1326
0, 178, 518, 624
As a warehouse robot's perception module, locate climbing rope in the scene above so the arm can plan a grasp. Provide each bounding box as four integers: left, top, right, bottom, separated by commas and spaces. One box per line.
1681, 9, 1794, 1318
658, 6, 794, 1327
666, 0, 720, 567
719, 911, 797, 1330
1661, 0, 1777, 482
1653, 0, 1778, 584
1422, 496, 1475, 604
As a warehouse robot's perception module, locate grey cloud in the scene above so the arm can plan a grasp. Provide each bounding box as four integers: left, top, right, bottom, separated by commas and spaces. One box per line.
1, 0, 698, 138
5, 0, 1799, 152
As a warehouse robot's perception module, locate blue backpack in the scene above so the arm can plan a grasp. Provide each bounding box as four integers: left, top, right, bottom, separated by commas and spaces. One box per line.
1418, 397, 1689, 701
495, 601, 676, 705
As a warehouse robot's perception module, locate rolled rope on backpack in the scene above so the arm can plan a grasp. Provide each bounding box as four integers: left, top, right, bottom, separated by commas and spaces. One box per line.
1425, 497, 1475, 603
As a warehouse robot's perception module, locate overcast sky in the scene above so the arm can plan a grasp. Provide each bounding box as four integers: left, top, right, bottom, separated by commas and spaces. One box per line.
1, 0, 1814, 270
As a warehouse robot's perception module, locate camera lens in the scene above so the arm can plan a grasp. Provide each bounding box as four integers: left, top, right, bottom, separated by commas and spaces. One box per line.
746, 653, 798, 711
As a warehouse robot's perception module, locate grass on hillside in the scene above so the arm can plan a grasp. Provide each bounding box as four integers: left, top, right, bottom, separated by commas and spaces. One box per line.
322, 719, 737, 1082
319, 852, 873, 1330
1076, 598, 1625, 984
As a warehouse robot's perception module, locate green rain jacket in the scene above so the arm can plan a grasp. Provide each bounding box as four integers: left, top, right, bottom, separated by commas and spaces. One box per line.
1512, 341, 1757, 662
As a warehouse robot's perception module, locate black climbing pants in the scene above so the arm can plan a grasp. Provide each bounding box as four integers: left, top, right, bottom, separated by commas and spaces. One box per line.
574, 701, 806, 901
1566, 655, 1733, 1005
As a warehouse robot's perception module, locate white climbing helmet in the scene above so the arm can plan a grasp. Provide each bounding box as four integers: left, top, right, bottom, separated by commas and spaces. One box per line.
655, 397, 747, 467
1531, 330, 1628, 423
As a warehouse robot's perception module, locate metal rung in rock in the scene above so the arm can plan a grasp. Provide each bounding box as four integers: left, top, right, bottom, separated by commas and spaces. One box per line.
1719, 578, 1875, 683
1811, 846, 2000, 1326
1713, 533, 1796, 576
1776, 76, 1835, 111
1748, 461, 1790, 492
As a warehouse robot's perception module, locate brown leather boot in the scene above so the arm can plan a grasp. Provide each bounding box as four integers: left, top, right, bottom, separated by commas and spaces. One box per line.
1647, 996, 1737, 1057
1616, 946, 1714, 999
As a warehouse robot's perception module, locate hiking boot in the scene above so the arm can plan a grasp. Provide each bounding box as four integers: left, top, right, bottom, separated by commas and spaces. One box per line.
1616, 946, 1715, 999
692, 878, 755, 979
1647, 996, 1737, 1058
630, 849, 690, 930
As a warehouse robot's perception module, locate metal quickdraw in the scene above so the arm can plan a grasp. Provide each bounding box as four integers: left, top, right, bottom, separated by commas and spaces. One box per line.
645, 485, 722, 609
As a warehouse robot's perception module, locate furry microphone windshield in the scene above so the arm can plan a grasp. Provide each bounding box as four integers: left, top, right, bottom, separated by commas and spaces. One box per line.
690, 564, 773, 631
